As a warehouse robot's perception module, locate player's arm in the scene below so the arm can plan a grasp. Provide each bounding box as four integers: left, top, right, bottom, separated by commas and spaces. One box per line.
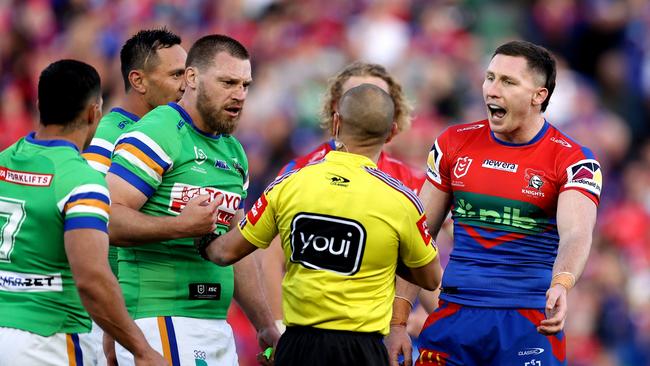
388, 180, 451, 366
65, 229, 166, 365
225, 210, 281, 356
538, 189, 597, 335
106, 173, 220, 246
254, 236, 285, 322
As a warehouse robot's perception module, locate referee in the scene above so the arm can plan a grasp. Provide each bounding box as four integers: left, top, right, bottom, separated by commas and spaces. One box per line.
198, 84, 442, 365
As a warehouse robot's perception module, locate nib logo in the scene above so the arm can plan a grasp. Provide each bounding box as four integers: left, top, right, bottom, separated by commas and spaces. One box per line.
455, 199, 475, 217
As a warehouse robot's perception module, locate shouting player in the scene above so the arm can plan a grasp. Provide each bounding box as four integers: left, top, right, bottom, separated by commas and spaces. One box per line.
388, 40, 601, 366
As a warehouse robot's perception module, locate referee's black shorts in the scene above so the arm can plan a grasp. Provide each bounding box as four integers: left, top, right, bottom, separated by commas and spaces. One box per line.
274, 326, 389, 366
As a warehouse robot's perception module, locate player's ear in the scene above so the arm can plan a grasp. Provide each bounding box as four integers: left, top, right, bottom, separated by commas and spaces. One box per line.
385, 122, 398, 143
532, 87, 548, 109
185, 67, 198, 90
128, 70, 146, 94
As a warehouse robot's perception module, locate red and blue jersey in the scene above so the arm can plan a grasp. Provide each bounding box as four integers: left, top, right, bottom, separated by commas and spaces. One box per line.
426, 120, 602, 308
279, 139, 425, 193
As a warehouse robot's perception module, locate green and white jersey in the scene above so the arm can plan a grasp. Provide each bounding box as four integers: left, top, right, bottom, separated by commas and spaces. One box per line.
82, 107, 139, 275
0, 133, 110, 336
83, 107, 140, 175
109, 102, 249, 320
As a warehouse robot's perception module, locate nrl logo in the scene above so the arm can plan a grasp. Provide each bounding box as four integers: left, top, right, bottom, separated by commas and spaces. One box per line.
194, 146, 207, 165
453, 157, 472, 179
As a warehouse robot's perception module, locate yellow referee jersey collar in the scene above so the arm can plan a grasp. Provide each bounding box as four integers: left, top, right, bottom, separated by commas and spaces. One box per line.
325, 150, 378, 168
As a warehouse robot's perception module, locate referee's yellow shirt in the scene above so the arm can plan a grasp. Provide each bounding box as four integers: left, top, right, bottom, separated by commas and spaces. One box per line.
239, 151, 438, 335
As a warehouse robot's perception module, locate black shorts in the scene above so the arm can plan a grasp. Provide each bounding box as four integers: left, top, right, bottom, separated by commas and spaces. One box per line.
274, 326, 389, 366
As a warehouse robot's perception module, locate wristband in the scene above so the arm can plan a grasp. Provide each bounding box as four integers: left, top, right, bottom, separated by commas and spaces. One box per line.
394, 295, 414, 309
551, 271, 576, 291
195, 232, 220, 261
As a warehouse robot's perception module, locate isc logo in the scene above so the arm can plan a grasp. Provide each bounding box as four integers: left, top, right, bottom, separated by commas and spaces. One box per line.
290, 213, 366, 276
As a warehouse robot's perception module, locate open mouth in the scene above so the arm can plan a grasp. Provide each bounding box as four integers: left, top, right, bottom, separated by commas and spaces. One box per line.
487, 103, 507, 119
224, 106, 242, 116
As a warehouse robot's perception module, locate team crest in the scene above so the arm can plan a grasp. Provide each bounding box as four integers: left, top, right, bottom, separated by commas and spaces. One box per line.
453, 156, 472, 179
522, 169, 546, 198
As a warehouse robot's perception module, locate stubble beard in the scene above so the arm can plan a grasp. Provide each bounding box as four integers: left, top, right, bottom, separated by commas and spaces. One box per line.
196, 86, 238, 135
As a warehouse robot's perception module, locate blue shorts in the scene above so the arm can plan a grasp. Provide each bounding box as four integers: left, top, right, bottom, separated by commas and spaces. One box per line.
416, 300, 566, 366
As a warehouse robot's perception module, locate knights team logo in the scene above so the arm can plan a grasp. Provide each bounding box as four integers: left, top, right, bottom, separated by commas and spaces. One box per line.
522, 169, 546, 198
453, 156, 472, 179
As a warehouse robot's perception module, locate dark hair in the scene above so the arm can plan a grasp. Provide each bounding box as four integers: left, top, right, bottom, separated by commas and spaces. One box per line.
120, 27, 182, 91
186, 34, 249, 71
38, 59, 100, 126
493, 40, 557, 112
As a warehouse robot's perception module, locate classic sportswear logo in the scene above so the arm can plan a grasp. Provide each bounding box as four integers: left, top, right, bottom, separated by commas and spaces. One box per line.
518, 348, 544, 356
482, 159, 518, 173
550, 136, 572, 148
457, 124, 485, 132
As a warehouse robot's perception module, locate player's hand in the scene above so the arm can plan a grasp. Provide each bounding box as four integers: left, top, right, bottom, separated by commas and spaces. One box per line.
176, 194, 222, 237
385, 324, 412, 366
256, 325, 281, 365
538, 284, 568, 335
133, 347, 168, 366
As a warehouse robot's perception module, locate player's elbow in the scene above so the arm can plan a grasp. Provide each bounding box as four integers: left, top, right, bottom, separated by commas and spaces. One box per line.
410, 258, 442, 291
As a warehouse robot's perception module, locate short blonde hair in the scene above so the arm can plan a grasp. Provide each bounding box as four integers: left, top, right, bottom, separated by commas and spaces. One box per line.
321, 62, 412, 134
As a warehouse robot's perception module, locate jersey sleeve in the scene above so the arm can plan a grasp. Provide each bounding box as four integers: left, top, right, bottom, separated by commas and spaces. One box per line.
238, 191, 278, 249
559, 146, 602, 205
82, 136, 114, 176
57, 172, 110, 233
398, 200, 438, 268
425, 128, 452, 192
108, 118, 174, 198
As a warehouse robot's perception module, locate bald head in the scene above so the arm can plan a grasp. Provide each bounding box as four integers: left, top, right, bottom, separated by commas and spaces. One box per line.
338, 84, 395, 145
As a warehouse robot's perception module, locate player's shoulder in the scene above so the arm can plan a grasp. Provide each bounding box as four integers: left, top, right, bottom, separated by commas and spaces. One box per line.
443, 120, 489, 138
362, 166, 425, 215
96, 108, 140, 137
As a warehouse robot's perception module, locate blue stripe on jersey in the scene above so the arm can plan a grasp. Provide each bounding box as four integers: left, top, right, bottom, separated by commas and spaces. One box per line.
115, 137, 172, 171
68, 192, 110, 205
111, 107, 140, 122
581, 146, 595, 159
25, 132, 79, 152
491, 121, 550, 147
71, 333, 84, 366
279, 161, 296, 175
64, 217, 108, 233
108, 163, 156, 197
168, 102, 223, 140
82, 145, 112, 158
164, 316, 181, 366
364, 166, 424, 214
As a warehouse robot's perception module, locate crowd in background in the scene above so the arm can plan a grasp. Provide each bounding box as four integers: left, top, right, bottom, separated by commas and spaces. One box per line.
1, 0, 649, 365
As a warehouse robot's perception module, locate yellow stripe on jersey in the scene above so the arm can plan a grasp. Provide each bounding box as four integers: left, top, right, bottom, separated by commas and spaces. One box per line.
82, 152, 111, 168
114, 143, 165, 177
157, 317, 173, 365
64, 199, 110, 216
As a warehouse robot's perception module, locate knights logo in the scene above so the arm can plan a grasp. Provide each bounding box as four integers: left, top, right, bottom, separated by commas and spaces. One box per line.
522, 169, 546, 198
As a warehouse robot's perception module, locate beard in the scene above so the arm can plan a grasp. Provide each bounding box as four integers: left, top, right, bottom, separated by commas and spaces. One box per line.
196, 84, 239, 135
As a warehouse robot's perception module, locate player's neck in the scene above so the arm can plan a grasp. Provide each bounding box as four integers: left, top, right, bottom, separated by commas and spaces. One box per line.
122, 93, 151, 119
494, 115, 545, 144
337, 141, 382, 164
35, 124, 86, 151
